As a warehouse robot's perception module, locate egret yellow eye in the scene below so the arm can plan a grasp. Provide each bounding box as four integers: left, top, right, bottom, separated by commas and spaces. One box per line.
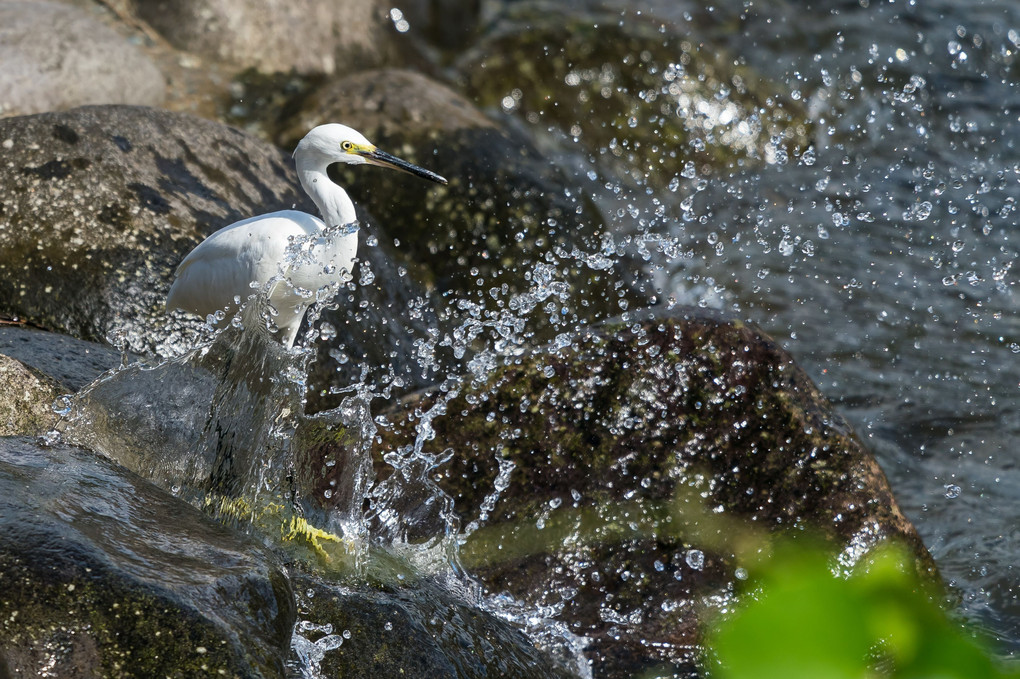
341, 141, 353, 151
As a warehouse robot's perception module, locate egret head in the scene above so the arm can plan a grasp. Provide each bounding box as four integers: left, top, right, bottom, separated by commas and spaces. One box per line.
295, 123, 447, 185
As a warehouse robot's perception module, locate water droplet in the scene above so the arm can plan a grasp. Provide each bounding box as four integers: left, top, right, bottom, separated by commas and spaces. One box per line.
51, 395, 72, 416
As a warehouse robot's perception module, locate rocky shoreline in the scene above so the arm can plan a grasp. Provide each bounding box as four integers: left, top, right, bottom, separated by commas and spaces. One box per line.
0, 2, 939, 677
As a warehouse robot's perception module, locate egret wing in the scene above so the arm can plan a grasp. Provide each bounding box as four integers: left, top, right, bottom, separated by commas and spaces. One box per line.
166, 211, 319, 318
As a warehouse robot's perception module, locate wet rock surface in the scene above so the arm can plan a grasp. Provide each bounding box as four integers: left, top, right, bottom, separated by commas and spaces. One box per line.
0, 353, 60, 436
0, 105, 303, 349
377, 309, 936, 677
0, 1, 166, 118
0, 325, 122, 392
0, 436, 295, 678
292, 571, 577, 678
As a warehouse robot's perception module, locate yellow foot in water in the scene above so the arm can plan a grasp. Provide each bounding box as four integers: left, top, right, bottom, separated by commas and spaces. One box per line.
282, 516, 348, 558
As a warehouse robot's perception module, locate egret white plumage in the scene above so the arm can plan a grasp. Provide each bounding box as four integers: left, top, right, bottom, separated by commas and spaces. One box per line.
165, 124, 447, 347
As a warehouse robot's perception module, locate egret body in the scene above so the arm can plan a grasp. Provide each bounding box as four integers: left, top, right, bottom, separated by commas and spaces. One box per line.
166, 124, 447, 347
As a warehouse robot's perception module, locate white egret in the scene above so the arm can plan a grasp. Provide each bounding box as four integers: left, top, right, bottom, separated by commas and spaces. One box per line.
166, 124, 447, 347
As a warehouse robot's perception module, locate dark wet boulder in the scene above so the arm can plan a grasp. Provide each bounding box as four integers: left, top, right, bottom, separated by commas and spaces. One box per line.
456, 2, 810, 186
278, 69, 651, 343
132, 0, 400, 75
291, 571, 578, 678
0, 1, 166, 118
0, 353, 60, 436
375, 309, 936, 677
0, 436, 295, 678
0, 105, 304, 350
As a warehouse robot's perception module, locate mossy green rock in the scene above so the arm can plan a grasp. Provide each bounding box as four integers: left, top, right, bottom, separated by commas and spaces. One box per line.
0, 437, 295, 678
376, 309, 935, 677
457, 3, 810, 185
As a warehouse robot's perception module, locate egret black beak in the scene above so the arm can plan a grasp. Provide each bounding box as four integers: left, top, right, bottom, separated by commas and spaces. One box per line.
360, 148, 448, 185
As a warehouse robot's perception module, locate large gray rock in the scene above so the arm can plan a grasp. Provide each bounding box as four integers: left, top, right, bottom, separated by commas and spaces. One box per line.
133, 0, 399, 75
0, 105, 304, 351
0, 1, 165, 118
0, 436, 295, 678
0, 353, 60, 436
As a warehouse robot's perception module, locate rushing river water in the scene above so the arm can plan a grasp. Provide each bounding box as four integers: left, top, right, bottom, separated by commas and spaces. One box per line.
541, 0, 1020, 656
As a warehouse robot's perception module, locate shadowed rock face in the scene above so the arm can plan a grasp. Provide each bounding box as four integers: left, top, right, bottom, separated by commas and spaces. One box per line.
0, 437, 295, 678
375, 309, 936, 677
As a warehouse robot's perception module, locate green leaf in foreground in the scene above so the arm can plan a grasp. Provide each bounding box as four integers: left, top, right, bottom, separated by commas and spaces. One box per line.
706, 543, 1017, 679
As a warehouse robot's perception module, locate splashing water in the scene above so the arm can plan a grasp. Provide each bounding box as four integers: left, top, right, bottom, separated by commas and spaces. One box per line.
55, 223, 378, 540
50, 215, 596, 673
289, 621, 346, 679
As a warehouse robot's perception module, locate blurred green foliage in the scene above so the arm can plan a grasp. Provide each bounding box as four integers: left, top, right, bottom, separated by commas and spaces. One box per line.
706, 542, 1018, 679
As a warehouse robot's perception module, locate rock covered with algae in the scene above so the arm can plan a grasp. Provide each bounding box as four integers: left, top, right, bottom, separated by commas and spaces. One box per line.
457, 2, 811, 185
0, 437, 295, 678
375, 309, 937, 677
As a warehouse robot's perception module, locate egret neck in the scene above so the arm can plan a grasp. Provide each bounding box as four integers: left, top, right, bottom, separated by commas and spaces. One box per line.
296, 158, 357, 229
